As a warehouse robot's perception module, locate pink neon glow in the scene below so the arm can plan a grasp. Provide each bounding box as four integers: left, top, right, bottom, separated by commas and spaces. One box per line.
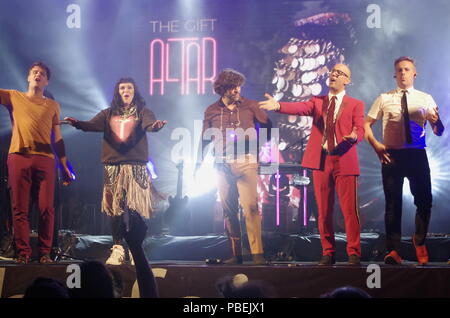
202, 37, 217, 94
165, 43, 180, 84
149, 39, 165, 95
303, 169, 308, 226
186, 41, 201, 95
276, 170, 280, 226
149, 37, 217, 96
168, 38, 198, 95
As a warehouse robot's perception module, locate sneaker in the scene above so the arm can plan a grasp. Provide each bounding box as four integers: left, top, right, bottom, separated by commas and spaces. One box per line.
125, 251, 135, 265
413, 237, 428, 265
106, 245, 125, 265
384, 250, 402, 265
122, 246, 135, 265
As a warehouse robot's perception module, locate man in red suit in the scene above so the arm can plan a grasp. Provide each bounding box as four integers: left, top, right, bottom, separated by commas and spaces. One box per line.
259, 64, 364, 265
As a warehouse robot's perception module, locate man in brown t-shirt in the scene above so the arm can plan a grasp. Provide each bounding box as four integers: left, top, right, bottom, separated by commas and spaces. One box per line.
0, 62, 73, 264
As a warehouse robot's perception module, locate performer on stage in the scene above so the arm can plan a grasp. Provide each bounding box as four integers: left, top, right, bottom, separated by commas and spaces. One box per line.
259, 64, 364, 265
365, 57, 444, 265
64, 77, 166, 265
0, 61, 74, 264
200, 69, 271, 265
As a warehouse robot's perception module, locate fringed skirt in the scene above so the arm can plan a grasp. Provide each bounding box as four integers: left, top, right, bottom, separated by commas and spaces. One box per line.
101, 163, 161, 219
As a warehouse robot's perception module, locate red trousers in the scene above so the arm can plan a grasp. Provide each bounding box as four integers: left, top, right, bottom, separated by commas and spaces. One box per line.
313, 154, 361, 257
7, 153, 56, 257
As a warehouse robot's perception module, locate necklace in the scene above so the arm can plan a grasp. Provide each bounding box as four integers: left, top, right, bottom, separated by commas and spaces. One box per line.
120, 104, 137, 120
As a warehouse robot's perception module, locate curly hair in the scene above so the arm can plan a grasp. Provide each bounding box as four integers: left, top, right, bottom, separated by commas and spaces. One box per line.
28, 61, 51, 80
213, 69, 246, 96
110, 77, 146, 113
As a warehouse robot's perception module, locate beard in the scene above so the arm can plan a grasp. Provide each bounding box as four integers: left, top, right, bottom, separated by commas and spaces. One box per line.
225, 92, 241, 104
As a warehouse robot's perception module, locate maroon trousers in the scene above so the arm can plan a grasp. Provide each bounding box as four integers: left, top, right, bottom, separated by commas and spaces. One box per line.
7, 153, 56, 257
312, 154, 361, 257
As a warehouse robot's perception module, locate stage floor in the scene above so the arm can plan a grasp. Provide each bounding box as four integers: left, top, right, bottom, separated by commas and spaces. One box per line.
1, 259, 449, 298
1, 232, 449, 298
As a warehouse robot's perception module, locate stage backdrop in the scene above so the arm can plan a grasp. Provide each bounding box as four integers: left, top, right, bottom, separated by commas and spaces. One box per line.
1, 0, 449, 235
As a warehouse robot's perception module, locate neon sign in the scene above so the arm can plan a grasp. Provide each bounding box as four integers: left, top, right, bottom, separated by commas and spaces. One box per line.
149, 37, 217, 95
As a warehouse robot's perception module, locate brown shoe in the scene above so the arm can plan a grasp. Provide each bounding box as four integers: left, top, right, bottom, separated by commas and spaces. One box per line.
348, 254, 361, 265
39, 254, 54, 264
223, 255, 243, 265
252, 254, 268, 265
318, 255, 335, 266
16, 254, 30, 264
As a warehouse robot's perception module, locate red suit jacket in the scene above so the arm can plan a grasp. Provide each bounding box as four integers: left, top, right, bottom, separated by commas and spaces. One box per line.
279, 95, 365, 175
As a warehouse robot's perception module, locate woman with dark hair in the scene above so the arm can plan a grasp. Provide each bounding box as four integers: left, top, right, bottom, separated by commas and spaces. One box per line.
64, 77, 166, 264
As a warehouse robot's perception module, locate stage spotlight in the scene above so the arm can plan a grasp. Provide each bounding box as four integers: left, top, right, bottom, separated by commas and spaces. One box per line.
426, 146, 450, 199
176, 0, 199, 16
400, 146, 449, 201
147, 160, 158, 179
185, 152, 217, 197
402, 178, 412, 197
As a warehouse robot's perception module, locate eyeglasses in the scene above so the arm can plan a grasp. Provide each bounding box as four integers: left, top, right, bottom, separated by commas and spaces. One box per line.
330, 69, 349, 78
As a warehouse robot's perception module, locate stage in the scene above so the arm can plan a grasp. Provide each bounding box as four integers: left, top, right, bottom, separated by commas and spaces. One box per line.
0, 260, 449, 298
68, 231, 450, 264
1, 232, 449, 298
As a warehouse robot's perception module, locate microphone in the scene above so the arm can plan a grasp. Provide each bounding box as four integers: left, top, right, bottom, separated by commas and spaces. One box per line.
59, 120, 72, 125
232, 98, 241, 106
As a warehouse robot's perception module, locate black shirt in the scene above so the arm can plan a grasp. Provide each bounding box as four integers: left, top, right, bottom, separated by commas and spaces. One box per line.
74, 106, 157, 164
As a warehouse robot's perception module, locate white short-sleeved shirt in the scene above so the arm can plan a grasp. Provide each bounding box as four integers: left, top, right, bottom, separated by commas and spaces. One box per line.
367, 87, 437, 149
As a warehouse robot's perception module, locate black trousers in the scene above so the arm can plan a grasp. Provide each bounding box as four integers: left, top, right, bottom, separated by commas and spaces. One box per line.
111, 210, 133, 245
111, 216, 124, 245
382, 149, 432, 252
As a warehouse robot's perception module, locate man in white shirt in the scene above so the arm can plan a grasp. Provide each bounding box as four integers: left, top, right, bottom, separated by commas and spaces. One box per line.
365, 56, 444, 265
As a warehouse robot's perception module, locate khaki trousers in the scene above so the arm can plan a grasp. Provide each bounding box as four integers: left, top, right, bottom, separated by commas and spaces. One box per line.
216, 157, 263, 256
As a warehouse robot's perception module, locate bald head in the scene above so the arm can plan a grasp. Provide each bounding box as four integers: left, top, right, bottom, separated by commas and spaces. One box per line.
334, 63, 351, 79
328, 64, 351, 94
